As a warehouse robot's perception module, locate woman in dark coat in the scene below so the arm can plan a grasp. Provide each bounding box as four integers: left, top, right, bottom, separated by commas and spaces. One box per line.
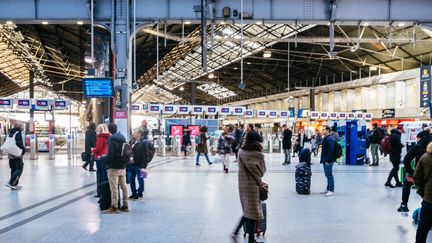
182, 129, 191, 157
83, 123, 97, 171
195, 126, 212, 166
232, 131, 267, 243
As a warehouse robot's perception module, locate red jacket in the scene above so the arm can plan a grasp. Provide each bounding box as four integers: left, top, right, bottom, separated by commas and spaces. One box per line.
91, 133, 110, 159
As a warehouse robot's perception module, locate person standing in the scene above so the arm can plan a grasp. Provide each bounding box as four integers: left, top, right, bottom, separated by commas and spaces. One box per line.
141, 119, 150, 140
182, 129, 191, 157
103, 123, 129, 214
329, 126, 341, 141
217, 126, 235, 173
4, 122, 25, 190
320, 125, 336, 197
313, 130, 323, 157
92, 124, 110, 196
196, 126, 212, 166
414, 142, 432, 243
282, 124, 293, 165
297, 129, 308, 157
231, 131, 267, 243
398, 131, 432, 212
83, 123, 97, 171
385, 128, 404, 188
128, 128, 149, 200
233, 124, 244, 162
369, 123, 384, 166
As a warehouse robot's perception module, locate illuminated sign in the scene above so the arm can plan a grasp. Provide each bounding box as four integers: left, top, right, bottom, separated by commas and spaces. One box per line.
220, 107, 231, 115
365, 113, 373, 120
257, 110, 267, 118
131, 105, 141, 111
347, 113, 355, 119
149, 104, 161, 113
54, 100, 67, 110
268, 111, 278, 118
191, 106, 204, 115
330, 112, 338, 119
177, 106, 190, 114
206, 106, 218, 115
320, 112, 329, 120
17, 99, 31, 108
339, 113, 347, 119
0, 99, 12, 107
280, 111, 288, 118
233, 107, 245, 115
244, 110, 254, 118
163, 105, 177, 114
310, 112, 320, 119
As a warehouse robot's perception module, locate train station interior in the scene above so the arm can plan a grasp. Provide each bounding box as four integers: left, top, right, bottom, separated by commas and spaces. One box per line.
0, 0, 431, 242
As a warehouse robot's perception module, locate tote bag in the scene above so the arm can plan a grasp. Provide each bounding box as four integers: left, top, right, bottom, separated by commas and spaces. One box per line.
1, 132, 22, 157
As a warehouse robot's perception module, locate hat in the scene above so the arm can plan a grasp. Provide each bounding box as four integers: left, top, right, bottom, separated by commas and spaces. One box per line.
417, 130, 430, 139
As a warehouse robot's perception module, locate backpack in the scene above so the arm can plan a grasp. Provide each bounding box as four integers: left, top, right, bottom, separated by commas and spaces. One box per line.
334, 141, 343, 159
195, 134, 202, 145
370, 128, 384, 143
143, 139, 155, 163
380, 135, 393, 154
119, 142, 133, 166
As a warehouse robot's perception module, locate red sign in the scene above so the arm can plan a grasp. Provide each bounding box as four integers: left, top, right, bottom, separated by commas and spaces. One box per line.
188, 125, 200, 137
114, 110, 128, 119
170, 125, 184, 145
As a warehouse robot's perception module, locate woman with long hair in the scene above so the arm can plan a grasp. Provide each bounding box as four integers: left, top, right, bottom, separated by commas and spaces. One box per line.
196, 126, 212, 166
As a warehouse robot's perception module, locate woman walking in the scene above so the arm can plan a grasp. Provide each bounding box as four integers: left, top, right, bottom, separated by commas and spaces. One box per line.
83, 123, 97, 171
196, 126, 212, 166
232, 130, 267, 243
217, 126, 235, 173
128, 128, 149, 200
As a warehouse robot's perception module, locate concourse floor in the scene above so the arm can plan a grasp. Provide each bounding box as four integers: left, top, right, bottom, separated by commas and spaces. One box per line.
0, 151, 429, 243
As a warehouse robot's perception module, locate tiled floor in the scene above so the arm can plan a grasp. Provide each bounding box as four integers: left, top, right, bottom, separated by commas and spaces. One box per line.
0, 151, 429, 243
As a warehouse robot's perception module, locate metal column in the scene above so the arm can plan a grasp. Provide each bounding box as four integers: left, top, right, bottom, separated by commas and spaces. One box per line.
309, 89, 315, 111
29, 69, 35, 133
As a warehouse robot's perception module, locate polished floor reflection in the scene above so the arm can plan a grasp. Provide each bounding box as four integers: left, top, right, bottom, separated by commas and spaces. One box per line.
0, 152, 428, 243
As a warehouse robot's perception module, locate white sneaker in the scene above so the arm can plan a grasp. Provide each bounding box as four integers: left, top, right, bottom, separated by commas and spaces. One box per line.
320, 190, 328, 195
324, 191, 335, 197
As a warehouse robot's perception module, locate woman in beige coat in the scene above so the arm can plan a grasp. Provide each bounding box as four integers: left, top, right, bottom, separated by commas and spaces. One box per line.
232, 130, 267, 243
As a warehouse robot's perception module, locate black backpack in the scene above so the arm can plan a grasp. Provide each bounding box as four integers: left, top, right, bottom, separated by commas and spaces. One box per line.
119, 142, 133, 166
334, 141, 343, 159
143, 139, 155, 163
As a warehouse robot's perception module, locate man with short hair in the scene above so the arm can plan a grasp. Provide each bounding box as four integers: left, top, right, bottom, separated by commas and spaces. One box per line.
103, 123, 129, 214
320, 125, 336, 197
282, 124, 293, 165
5, 121, 25, 190
141, 119, 150, 140
369, 123, 383, 166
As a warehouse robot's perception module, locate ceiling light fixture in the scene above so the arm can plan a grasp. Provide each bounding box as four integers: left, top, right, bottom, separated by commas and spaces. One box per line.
77, 21, 84, 25
221, 21, 226, 25
398, 22, 405, 27
179, 86, 184, 91
256, 21, 263, 25
84, 56, 95, 63
247, 62, 252, 65
184, 21, 191, 25
42, 21, 49, 25
263, 49, 272, 58
6, 21, 13, 25
208, 73, 215, 79
362, 22, 369, 27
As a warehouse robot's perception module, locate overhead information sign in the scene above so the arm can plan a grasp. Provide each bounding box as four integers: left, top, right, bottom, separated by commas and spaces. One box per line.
131, 104, 141, 111
220, 107, 231, 115
177, 106, 190, 114
320, 112, 329, 120
82, 78, 114, 98
310, 111, 320, 119
420, 65, 431, 108
268, 110, 278, 118
329, 112, 338, 119
244, 110, 254, 118
191, 106, 204, 115
280, 111, 288, 118
17, 99, 31, 109
257, 110, 267, 118
0, 98, 12, 108
163, 105, 177, 114
233, 107, 245, 116
53, 100, 67, 110
149, 104, 161, 113
339, 113, 347, 120
206, 106, 218, 115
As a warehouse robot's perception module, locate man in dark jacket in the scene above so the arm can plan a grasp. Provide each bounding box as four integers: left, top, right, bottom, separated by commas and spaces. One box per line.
103, 123, 129, 214
397, 131, 432, 212
83, 123, 97, 171
320, 125, 336, 197
282, 124, 293, 165
233, 124, 244, 161
385, 128, 404, 188
414, 142, 432, 243
129, 128, 149, 200
5, 122, 25, 190
369, 123, 383, 166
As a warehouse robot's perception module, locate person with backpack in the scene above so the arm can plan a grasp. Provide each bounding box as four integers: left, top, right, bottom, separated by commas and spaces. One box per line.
384, 127, 404, 188
4, 121, 25, 190
83, 123, 97, 171
217, 126, 235, 173
369, 123, 384, 166
397, 130, 432, 212
414, 142, 432, 243
195, 126, 212, 166
320, 125, 336, 197
103, 123, 129, 214
128, 128, 149, 200
282, 124, 293, 165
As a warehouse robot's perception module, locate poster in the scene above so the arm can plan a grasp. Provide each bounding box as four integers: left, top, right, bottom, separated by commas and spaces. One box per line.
420, 65, 431, 108
114, 109, 128, 139
188, 125, 200, 137
170, 125, 184, 145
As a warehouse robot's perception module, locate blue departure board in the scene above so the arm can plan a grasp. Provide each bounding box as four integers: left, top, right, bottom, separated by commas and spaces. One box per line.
82, 78, 114, 98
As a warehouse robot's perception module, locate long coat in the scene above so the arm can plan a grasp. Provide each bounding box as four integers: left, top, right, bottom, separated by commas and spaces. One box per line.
197, 133, 209, 154
282, 129, 292, 149
238, 149, 266, 220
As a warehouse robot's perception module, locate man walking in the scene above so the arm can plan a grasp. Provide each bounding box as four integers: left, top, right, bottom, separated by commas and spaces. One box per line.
103, 123, 129, 214
233, 124, 244, 161
83, 123, 97, 171
141, 119, 150, 140
384, 127, 404, 188
282, 124, 293, 165
369, 123, 383, 166
320, 125, 336, 197
4, 121, 25, 190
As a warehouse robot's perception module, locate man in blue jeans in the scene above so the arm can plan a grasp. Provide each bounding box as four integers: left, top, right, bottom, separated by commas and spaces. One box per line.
320, 125, 335, 197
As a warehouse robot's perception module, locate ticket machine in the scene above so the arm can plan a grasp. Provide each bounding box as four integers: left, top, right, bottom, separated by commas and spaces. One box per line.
30, 134, 38, 160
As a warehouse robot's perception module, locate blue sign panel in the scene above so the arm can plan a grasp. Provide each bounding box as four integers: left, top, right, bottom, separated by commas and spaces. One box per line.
83, 78, 114, 98
420, 65, 431, 108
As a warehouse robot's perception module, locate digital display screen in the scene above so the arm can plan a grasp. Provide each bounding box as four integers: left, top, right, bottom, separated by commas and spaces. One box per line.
321, 113, 328, 117
258, 111, 266, 116
245, 111, 253, 116
170, 125, 184, 145
280, 112, 288, 117
54, 100, 66, 108
234, 108, 243, 113
17, 99, 30, 106
0, 99, 11, 106
179, 107, 188, 112
150, 105, 160, 111
131, 105, 140, 111
165, 106, 174, 112
330, 113, 337, 118
365, 114, 372, 118
221, 108, 230, 113
348, 113, 355, 118
36, 100, 49, 107
208, 107, 216, 113
82, 78, 114, 98
269, 112, 277, 116
194, 107, 203, 112
311, 112, 319, 117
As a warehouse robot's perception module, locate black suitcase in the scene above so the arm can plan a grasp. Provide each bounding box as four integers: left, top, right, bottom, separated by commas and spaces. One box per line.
243, 202, 267, 237
295, 163, 312, 195
98, 181, 111, 211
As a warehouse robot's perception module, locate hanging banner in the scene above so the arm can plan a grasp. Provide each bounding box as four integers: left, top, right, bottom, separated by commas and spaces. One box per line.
268, 110, 278, 118
233, 107, 246, 116
0, 98, 12, 108
320, 112, 329, 120
280, 111, 288, 118
131, 104, 141, 111
329, 112, 338, 120
365, 113, 373, 120
420, 65, 431, 108
35, 99, 50, 110
257, 110, 268, 118
163, 105, 177, 114
310, 111, 320, 119
191, 106, 204, 115
339, 113, 347, 120
149, 104, 162, 113
16, 99, 31, 109
206, 106, 218, 115
219, 107, 231, 116
177, 105, 190, 114
53, 100, 68, 110
347, 113, 356, 120
244, 110, 254, 118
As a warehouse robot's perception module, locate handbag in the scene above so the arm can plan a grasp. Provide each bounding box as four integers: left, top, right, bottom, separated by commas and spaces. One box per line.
81, 152, 87, 162
259, 183, 269, 201
1, 132, 22, 157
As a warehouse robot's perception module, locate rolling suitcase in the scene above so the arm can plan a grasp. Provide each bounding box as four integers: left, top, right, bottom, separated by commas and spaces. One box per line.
295, 162, 312, 195
243, 202, 267, 237
98, 181, 111, 211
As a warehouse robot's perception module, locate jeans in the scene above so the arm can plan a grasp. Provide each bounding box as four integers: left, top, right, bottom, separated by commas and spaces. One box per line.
283, 149, 291, 163
387, 154, 401, 184
196, 153, 211, 164
129, 165, 144, 197
370, 143, 380, 165
107, 169, 128, 208
9, 158, 24, 186
234, 216, 257, 243
323, 162, 335, 192
401, 176, 414, 206
95, 158, 108, 196
416, 201, 432, 243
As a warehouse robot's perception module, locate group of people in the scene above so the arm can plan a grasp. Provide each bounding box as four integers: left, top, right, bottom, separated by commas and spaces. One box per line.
83, 120, 151, 214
